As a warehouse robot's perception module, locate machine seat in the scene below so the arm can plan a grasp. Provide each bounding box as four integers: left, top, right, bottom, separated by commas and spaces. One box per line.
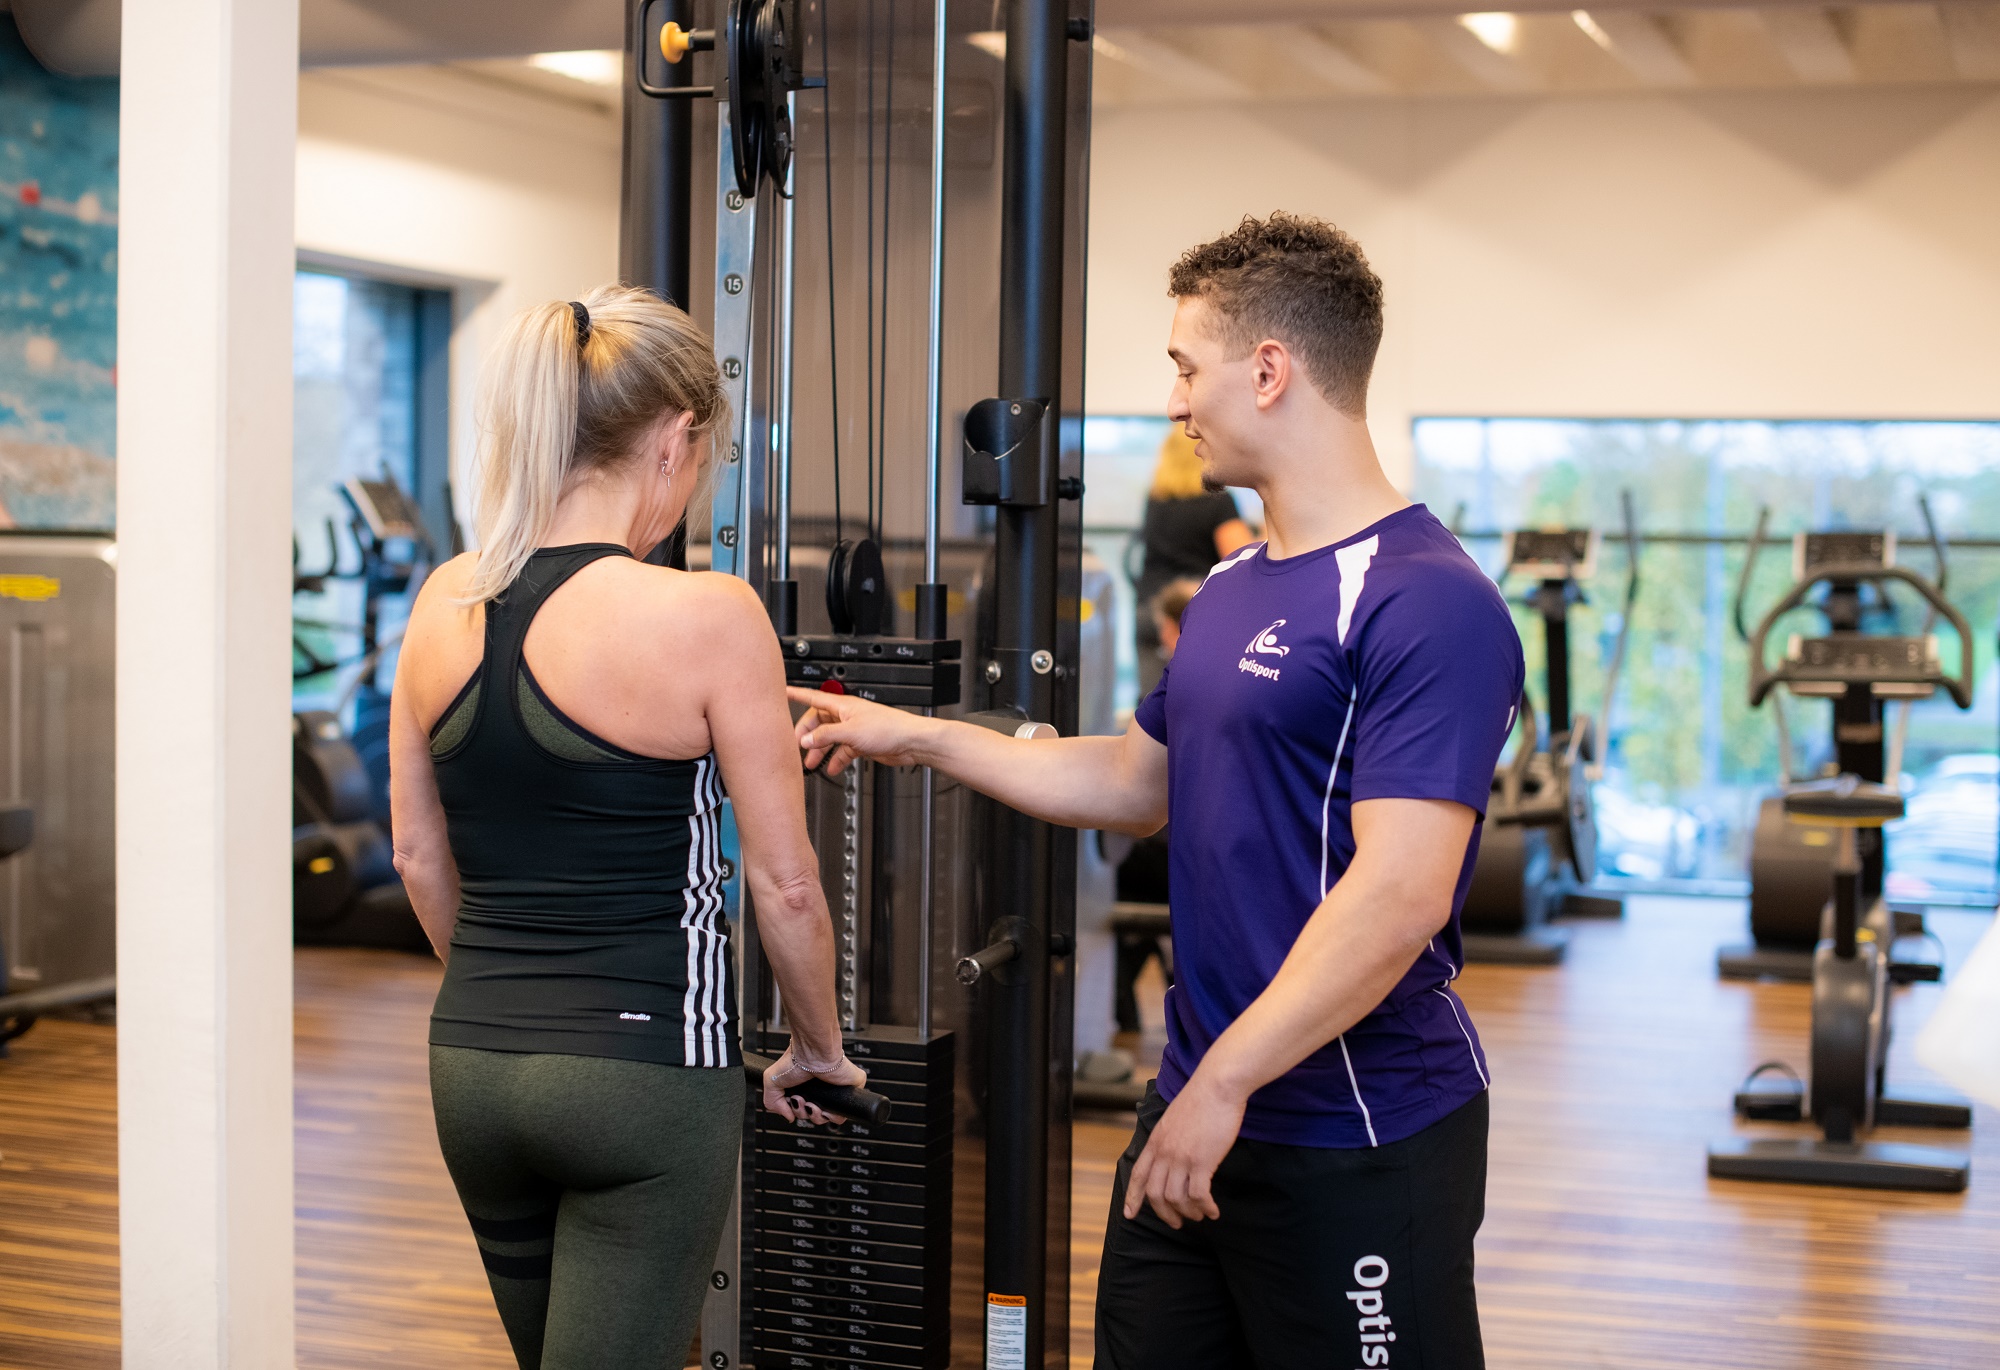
1781, 776, 1904, 827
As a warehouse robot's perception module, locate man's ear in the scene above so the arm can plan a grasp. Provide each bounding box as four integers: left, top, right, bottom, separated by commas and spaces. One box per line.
1250, 339, 1290, 410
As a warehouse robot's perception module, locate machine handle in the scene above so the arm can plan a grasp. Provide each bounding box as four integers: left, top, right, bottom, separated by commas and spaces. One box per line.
632, 0, 718, 99
741, 1051, 894, 1126
1732, 505, 1770, 645
1578, 489, 1641, 779
1919, 491, 1949, 595
1745, 561, 1975, 710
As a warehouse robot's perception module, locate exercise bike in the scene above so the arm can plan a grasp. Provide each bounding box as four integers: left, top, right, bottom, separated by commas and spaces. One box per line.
1706, 524, 1974, 1192
1461, 493, 1638, 965
1717, 505, 1954, 983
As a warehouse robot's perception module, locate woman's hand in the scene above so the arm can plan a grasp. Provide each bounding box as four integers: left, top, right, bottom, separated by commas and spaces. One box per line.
761, 1042, 869, 1127
789, 686, 937, 775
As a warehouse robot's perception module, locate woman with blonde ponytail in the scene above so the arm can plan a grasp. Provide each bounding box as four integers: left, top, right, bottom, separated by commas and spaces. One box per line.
388, 285, 860, 1369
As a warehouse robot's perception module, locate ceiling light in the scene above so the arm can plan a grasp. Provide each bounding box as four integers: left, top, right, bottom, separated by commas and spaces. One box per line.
527, 50, 623, 87
1570, 11, 1614, 51
967, 31, 1006, 60
1458, 12, 1521, 54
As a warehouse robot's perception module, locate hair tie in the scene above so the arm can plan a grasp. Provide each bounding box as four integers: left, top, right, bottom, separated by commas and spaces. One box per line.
568, 300, 591, 348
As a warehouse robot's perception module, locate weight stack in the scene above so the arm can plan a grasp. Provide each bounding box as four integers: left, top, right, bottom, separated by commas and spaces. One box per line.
748, 1026, 955, 1370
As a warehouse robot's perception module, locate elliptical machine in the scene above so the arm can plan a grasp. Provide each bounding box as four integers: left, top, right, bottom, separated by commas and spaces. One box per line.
1461, 493, 1638, 965
1717, 504, 1957, 983
291, 473, 433, 952
1707, 519, 1974, 1192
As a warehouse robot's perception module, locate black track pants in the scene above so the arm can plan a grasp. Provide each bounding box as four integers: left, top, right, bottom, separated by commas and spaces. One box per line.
1095, 1085, 1488, 1370
430, 1045, 743, 1370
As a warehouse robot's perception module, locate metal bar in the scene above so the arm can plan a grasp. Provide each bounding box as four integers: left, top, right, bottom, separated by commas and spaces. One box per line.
915, 0, 950, 1050
774, 90, 799, 582
620, 0, 693, 305
709, 95, 759, 581
986, 1, 1068, 1364
923, 0, 947, 585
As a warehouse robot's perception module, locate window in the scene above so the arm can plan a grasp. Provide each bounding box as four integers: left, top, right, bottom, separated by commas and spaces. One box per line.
292, 268, 451, 713
1413, 418, 2000, 903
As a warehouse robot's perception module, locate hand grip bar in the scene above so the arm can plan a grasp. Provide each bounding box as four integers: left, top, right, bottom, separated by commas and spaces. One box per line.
741, 1051, 894, 1126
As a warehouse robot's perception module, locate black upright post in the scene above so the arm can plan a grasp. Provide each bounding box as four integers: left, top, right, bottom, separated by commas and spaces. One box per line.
621, 0, 693, 308
986, 0, 1068, 1362
624, 0, 693, 571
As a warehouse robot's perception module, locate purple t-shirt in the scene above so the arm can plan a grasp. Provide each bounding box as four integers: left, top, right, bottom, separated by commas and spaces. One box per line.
1134, 503, 1523, 1148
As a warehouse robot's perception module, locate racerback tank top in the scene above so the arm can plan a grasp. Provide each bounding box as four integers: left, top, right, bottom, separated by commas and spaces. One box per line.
426, 544, 738, 1068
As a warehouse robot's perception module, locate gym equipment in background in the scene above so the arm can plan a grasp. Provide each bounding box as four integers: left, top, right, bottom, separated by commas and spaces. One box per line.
292, 711, 428, 953
1716, 503, 1961, 983
292, 472, 434, 951
1460, 494, 1639, 965
1708, 777, 1971, 1191
629, 1, 1090, 1363
0, 535, 116, 1035
1707, 514, 1975, 1191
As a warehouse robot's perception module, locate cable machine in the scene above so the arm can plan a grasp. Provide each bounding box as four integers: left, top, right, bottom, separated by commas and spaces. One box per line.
624, 2, 1092, 1364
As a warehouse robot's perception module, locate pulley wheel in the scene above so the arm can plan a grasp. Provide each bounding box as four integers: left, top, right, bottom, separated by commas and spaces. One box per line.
825, 540, 855, 635
844, 538, 886, 637
727, 0, 793, 197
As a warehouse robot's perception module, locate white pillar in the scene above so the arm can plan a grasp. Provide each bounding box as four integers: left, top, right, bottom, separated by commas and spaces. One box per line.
116, 1, 301, 1365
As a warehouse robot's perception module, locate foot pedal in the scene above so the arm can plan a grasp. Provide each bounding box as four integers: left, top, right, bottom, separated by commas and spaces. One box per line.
1889, 936, 1942, 984
1734, 1061, 1804, 1122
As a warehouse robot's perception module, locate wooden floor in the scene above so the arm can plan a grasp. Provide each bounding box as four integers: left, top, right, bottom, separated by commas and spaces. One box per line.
2, 896, 1999, 1367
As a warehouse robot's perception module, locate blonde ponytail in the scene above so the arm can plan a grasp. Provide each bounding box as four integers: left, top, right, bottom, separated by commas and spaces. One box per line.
465, 285, 728, 603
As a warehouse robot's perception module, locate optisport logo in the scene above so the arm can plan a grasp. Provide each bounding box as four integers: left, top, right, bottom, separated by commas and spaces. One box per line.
1347, 1255, 1396, 1367
1245, 618, 1290, 657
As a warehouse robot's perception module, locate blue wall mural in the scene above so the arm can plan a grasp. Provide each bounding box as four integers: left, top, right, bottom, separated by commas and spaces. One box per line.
0, 18, 116, 530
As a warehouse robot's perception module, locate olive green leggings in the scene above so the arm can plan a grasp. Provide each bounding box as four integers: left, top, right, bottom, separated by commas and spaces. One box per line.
429, 1046, 743, 1370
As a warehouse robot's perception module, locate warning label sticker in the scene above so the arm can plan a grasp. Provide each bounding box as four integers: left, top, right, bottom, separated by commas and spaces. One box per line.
986, 1293, 1029, 1370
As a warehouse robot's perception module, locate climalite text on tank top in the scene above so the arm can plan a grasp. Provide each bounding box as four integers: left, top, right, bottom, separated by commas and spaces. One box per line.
1133, 503, 1524, 1148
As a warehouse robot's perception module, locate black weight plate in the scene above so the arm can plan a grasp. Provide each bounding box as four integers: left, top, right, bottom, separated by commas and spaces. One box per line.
845, 538, 886, 637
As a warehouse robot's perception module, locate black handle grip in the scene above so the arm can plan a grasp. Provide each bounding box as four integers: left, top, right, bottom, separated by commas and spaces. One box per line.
742, 1052, 894, 1126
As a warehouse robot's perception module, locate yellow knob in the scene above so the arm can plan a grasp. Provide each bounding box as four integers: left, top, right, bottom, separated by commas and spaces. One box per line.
661, 21, 694, 64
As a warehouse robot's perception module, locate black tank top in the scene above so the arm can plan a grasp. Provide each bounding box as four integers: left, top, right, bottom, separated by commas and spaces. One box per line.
426, 544, 738, 1068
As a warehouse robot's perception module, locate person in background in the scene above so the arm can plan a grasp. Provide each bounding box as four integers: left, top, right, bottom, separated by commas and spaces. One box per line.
1134, 430, 1255, 695
389, 286, 861, 1369
1152, 576, 1202, 663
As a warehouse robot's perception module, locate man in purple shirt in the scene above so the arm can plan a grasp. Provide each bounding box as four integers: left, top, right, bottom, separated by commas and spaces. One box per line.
792, 213, 1523, 1368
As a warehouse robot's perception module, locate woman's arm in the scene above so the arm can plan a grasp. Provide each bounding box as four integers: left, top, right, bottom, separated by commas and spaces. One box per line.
389, 623, 462, 962
692, 576, 864, 1119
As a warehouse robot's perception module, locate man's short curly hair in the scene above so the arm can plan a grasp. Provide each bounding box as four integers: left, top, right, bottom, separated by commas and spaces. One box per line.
1168, 213, 1384, 417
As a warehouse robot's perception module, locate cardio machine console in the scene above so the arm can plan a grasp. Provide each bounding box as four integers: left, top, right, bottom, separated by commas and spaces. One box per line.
1794, 530, 1893, 579
343, 476, 425, 545
1781, 632, 1944, 699
1503, 528, 1597, 582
